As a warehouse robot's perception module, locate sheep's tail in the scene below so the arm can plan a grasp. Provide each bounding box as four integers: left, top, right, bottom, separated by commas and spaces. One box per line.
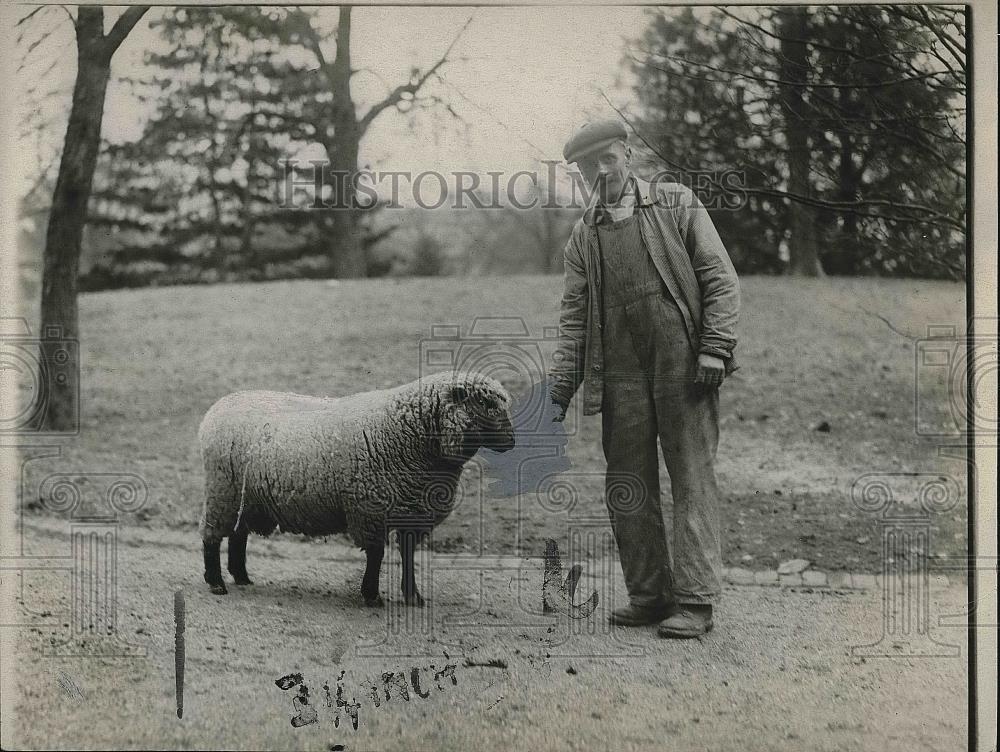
233, 463, 250, 533
231, 457, 290, 536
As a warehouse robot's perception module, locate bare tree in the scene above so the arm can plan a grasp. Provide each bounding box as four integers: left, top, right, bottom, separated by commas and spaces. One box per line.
778, 7, 823, 276
286, 7, 470, 277
33, 6, 148, 430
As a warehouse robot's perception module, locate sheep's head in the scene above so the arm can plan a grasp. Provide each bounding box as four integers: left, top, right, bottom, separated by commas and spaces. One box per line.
437, 374, 515, 460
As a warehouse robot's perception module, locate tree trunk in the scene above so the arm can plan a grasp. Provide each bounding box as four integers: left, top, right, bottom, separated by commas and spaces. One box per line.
325, 6, 366, 278
833, 39, 864, 275
39, 13, 112, 430
241, 78, 260, 265
294, 5, 463, 277
779, 7, 824, 277
38, 6, 146, 431
834, 112, 861, 274
329, 210, 365, 278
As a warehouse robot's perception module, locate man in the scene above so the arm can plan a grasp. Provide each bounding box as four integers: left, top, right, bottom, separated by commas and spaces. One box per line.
548, 118, 740, 638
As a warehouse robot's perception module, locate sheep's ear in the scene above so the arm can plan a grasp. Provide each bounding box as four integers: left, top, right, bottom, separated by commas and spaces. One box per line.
450, 385, 469, 404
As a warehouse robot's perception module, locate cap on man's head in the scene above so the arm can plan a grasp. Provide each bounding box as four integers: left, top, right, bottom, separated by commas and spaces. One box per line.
563, 118, 628, 164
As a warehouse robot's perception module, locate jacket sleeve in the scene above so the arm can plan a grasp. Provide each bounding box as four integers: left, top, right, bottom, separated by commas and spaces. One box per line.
548, 226, 588, 407
678, 186, 741, 364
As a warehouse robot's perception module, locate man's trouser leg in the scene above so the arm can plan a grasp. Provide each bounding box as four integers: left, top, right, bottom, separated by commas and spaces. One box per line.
601, 378, 673, 609
653, 383, 722, 605
625, 290, 723, 607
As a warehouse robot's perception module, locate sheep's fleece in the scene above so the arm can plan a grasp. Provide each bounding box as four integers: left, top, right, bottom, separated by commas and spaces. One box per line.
198, 371, 514, 547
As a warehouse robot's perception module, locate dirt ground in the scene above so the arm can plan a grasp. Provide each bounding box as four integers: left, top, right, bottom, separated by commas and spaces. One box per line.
3, 274, 973, 749
1, 517, 969, 751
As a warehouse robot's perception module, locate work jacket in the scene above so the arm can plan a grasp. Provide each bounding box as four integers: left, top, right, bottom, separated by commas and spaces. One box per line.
549, 177, 741, 416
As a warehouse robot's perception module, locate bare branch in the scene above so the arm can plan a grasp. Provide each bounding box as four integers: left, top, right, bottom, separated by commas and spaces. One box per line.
287, 8, 332, 81
362, 223, 400, 249
358, 14, 473, 133
22, 156, 59, 206
716, 6, 946, 76
18, 27, 58, 71
351, 66, 391, 90
632, 47, 961, 91
889, 5, 965, 58
601, 92, 965, 233
912, 5, 966, 73
103, 6, 149, 55
435, 73, 553, 161
15, 6, 49, 28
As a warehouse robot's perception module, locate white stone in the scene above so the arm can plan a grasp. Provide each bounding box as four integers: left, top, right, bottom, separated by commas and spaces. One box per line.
777, 558, 811, 575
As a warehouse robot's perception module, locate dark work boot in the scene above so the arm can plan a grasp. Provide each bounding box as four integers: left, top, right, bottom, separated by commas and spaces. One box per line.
657, 604, 713, 638
608, 601, 675, 627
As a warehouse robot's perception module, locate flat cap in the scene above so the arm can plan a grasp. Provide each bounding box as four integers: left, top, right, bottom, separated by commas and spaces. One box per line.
562, 118, 628, 163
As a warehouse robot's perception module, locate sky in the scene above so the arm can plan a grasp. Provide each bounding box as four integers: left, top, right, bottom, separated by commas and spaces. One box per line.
12, 5, 653, 201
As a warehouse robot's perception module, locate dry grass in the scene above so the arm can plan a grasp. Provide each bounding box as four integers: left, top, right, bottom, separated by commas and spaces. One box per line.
17, 274, 968, 572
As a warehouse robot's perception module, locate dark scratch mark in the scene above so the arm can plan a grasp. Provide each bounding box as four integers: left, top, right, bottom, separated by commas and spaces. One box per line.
174, 590, 185, 719
276, 673, 305, 690
462, 658, 508, 669
56, 670, 84, 702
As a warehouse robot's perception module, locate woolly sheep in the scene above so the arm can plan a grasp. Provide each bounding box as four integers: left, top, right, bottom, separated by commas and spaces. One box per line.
198, 371, 515, 606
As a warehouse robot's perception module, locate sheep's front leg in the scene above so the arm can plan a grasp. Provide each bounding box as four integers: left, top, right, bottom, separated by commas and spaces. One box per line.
362, 545, 385, 607
203, 537, 228, 595
398, 528, 426, 607
228, 531, 252, 586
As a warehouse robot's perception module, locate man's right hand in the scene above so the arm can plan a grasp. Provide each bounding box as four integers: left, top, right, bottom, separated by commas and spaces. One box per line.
550, 398, 568, 423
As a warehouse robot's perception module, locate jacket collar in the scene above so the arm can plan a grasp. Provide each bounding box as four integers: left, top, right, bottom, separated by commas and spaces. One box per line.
582, 176, 655, 227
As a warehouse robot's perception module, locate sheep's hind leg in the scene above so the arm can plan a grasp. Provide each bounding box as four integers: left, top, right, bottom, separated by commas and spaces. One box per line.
203, 537, 228, 595
228, 531, 253, 586
398, 529, 426, 608
361, 545, 384, 607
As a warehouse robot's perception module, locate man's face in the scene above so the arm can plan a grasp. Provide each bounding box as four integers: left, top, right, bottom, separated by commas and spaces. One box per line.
576, 140, 630, 204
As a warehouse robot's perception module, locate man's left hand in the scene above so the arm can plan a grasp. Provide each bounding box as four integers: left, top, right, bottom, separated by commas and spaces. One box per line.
694, 353, 726, 389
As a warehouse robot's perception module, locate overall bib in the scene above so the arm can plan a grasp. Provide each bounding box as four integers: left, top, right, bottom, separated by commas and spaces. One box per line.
597, 212, 722, 607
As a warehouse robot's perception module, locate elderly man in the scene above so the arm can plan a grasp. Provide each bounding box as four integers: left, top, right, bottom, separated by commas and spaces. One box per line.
548, 118, 740, 638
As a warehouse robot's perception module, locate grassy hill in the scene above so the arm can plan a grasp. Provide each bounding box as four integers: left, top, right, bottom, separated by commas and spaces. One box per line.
16, 274, 968, 572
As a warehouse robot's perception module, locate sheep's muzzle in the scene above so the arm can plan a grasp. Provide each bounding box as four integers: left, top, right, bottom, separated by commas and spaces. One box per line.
481, 415, 516, 452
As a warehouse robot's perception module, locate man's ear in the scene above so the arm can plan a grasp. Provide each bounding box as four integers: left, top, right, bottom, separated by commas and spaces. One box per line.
450, 385, 469, 404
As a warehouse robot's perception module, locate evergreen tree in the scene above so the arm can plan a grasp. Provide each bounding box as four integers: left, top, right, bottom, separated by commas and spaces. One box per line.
91, 6, 468, 281
91, 7, 317, 280
627, 6, 966, 279
626, 8, 786, 274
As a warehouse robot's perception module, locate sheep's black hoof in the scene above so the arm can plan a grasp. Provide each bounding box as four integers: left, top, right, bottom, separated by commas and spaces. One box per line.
209, 582, 228, 595
403, 592, 425, 608
364, 595, 385, 608
232, 575, 253, 587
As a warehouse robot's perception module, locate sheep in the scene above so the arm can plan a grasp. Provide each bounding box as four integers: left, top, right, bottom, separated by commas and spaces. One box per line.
197, 371, 515, 606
